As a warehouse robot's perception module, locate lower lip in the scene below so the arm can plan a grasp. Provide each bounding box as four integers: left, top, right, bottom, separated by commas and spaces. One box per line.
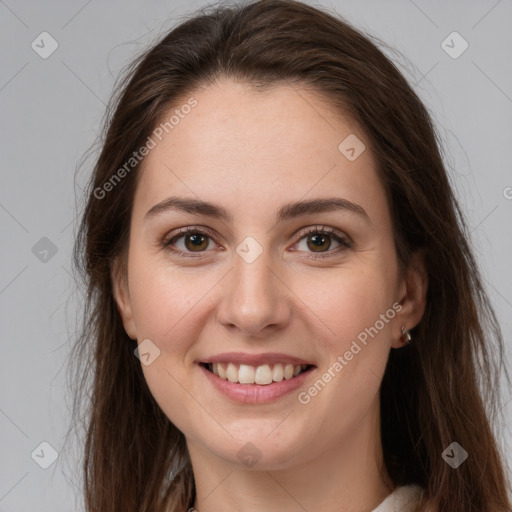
199, 364, 315, 404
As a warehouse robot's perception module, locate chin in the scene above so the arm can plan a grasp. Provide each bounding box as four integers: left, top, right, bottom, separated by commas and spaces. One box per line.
201, 424, 311, 470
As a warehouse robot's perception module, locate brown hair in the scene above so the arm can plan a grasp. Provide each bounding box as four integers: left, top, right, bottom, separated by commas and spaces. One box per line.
66, 0, 512, 510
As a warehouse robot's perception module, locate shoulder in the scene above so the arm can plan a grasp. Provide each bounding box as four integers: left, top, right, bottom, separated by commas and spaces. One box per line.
374, 484, 437, 512
392, 484, 429, 511
411, 485, 437, 512
421, 501, 437, 512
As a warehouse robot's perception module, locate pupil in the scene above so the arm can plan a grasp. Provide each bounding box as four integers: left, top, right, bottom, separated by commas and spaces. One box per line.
309, 234, 329, 251
187, 234, 207, 250
184, 233, 332, 253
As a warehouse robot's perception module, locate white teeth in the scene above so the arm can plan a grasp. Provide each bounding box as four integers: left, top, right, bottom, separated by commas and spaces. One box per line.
217, 363, 227, 379
209, 362, 309, 385
283, 363, 294, 379
272, 364, 283, 382
254, 364, 273, 385
226, 363, 238, 383
238, 364, 255, 384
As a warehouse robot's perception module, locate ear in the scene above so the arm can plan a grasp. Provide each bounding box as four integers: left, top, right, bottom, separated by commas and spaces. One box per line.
392, 249, 428, 348
111, 256, 137, 340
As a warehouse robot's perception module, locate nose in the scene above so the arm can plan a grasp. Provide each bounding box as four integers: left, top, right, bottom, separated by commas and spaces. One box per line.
216, 246, 293, 337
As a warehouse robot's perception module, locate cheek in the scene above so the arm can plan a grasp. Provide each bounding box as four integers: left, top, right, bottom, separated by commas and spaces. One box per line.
293, 260, 398, 412
126, 248, 208, 353
296, 266, 396, 416
126, 255, 210, 433
295, 260, 396, 350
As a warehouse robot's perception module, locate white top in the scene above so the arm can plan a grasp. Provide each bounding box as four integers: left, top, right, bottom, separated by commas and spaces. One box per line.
371, 484, 425, 512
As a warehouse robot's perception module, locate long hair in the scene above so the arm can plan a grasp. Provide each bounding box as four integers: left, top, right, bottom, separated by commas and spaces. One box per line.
67, 1, 512, 510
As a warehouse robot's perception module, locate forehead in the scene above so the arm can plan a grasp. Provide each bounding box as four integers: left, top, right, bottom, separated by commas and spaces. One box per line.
133, 78, 387, 227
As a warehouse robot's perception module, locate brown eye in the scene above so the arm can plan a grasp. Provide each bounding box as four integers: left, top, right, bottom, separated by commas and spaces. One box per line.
162, 225, 351, 260
294, 227, 352, 260
306, 233, 333, 252
183, 232, 209, 252
162, 227, 216, 257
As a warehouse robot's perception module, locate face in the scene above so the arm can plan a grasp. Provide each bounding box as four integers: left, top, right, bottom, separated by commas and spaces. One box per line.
113, 77, 426, 471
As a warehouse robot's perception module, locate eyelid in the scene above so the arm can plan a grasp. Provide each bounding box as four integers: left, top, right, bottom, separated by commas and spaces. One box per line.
295, 224, 351, 244
293, 225, 352, 259
161, 224, 352, 259
161, 226, 219, 257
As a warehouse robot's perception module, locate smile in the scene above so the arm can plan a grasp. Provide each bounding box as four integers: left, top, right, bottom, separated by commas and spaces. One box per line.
202, 362, 312, 385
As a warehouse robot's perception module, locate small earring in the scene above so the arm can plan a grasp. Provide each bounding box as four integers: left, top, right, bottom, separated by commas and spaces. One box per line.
401, 326, 412, 345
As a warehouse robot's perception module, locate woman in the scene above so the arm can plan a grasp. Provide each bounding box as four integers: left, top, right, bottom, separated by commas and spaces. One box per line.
68, 0, 512, 510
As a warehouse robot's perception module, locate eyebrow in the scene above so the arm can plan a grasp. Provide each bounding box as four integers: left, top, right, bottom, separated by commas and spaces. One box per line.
144, 195, 372, 226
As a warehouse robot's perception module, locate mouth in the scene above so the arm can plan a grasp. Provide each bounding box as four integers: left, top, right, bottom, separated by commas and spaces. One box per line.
200, 362, 315, 385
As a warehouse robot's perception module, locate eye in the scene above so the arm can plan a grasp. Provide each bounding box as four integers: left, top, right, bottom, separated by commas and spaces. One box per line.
293, 226, 352, 259
161, 225, 352, 259
162, 227, 218, 258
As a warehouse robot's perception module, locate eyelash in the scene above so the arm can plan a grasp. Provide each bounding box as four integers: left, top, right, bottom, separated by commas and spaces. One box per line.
161, 225, 352, 260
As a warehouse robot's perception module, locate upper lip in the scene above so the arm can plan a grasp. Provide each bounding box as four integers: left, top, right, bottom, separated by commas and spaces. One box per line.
199, 352, 315, 367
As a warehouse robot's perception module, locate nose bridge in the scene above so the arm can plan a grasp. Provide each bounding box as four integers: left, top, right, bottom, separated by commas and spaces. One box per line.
234, 245, 273, 298
233, 241, 278, 312
217, 237, 291, 335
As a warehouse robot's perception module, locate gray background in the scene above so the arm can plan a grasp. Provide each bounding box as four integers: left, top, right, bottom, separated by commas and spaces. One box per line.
1, 0, 511, 510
